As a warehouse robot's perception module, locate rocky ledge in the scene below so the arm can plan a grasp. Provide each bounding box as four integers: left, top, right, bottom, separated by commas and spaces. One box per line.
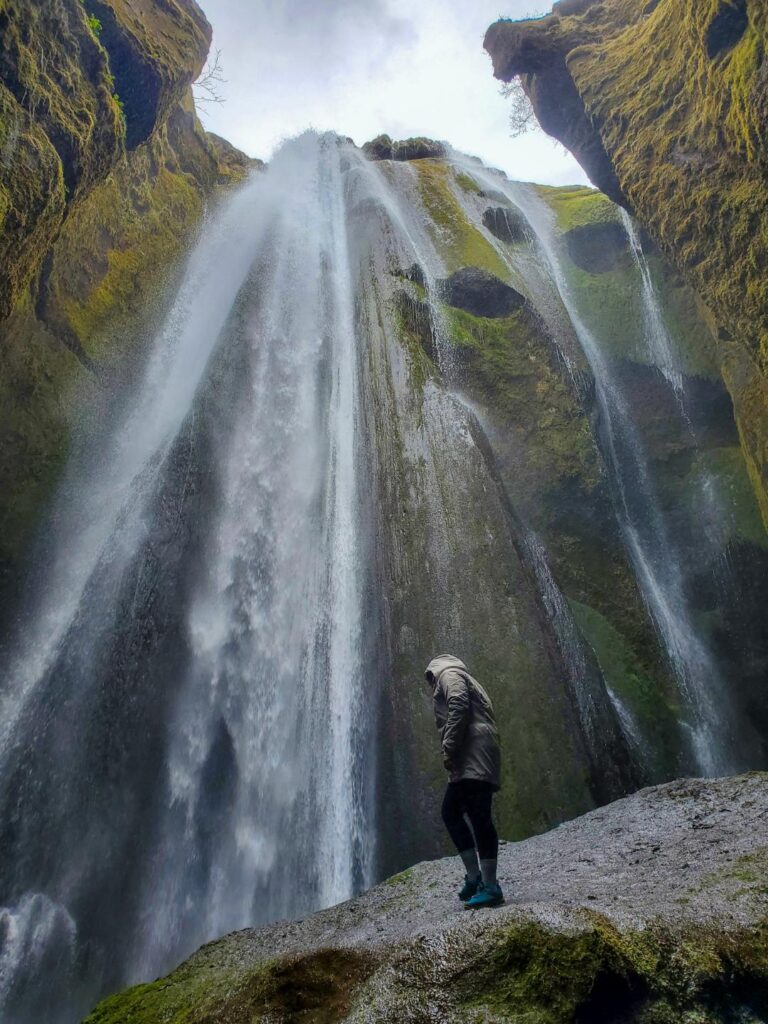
86, 773, 768, 1023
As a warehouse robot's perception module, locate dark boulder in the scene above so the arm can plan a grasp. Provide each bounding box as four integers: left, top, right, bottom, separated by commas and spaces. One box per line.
439, 267, 526, 317
705, 0, 748, 59
564, 221, 632, 273
482, 206, 530, 244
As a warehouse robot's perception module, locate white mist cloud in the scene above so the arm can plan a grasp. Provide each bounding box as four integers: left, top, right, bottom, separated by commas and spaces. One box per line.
196, 0, 589, 187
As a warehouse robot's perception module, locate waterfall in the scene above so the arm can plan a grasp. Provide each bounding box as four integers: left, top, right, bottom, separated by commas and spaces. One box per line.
1, 131, 762, 1024
448, 156, 737, 776
620, 210, 685, 397
0, 133, 375, 1023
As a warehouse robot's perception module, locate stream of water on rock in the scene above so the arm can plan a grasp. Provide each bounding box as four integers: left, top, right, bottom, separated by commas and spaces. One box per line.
450, 157, 736, 776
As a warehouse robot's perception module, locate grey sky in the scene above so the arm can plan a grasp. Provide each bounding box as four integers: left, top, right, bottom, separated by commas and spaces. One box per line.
195, 0, 589, 187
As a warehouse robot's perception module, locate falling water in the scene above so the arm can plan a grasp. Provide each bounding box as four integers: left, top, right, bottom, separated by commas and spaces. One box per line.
0, 132, 375, 1024
620, 209, 685, 396
1, 133, 759, 1024
449, 156, 735, 776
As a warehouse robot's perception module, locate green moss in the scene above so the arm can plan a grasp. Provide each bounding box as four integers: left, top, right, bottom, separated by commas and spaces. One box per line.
454, 169, 485, 195
568, 598, 681, 772
391, 288, 436, 398
536, 190, 719, 379
536, 183, 619, 232
385, 867, 414, 886
413, 160, 509, 278
678, 446, 768, 551
442, 304, 601, 493
86, 945, 376, 1024
59, 165, 202, 359
462, 913, 768, 1023
700, 849, 768, 897
0, 299, 87, 582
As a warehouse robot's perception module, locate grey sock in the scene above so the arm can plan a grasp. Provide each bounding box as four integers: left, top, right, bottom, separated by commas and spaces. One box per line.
480, 858, 497, 887
459, 848, 480, 878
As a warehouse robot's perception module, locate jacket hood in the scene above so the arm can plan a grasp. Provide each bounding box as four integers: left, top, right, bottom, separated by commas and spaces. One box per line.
424, 654, 468, 683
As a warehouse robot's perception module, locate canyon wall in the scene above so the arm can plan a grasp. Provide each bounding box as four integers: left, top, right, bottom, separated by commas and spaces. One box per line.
485, 0, 768, 527
0, 0, 255, 609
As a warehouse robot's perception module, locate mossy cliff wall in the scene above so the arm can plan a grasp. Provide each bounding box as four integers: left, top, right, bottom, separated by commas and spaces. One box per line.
369, 147, 768, 833
484, 0, 768, 527
0, 0, 255, 604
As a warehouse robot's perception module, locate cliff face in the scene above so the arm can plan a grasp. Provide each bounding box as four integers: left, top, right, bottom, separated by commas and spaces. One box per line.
378, 150, 768, 844
0, 0, 256, 605
83, 772, 768, 1023
484, 0, 768, 527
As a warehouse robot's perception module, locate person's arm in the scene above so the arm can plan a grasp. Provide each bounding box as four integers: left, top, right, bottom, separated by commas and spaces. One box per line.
440, 670, 471, 767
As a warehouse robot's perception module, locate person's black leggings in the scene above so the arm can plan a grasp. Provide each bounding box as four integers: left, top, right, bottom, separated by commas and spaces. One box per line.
441, 780, 499, 860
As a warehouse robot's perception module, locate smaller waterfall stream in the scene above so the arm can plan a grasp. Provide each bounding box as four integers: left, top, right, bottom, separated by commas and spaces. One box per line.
620, 210, 685, 396
449, 158, 735, 776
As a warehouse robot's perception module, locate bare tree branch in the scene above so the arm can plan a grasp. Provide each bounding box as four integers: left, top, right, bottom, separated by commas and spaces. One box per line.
194, 49, 227, 109
500, 78, 537, 139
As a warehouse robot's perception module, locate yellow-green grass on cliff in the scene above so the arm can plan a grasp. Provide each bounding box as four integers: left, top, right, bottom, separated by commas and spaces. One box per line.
536, 183, 619, 232
413, 160, 509, 278
0, 296, 90, 578
58, 164, 203, 361
565, 0, 768, 363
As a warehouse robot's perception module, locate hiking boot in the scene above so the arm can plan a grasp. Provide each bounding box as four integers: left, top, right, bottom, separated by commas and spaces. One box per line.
465, 882, 504, 909
458, 874, 481, 902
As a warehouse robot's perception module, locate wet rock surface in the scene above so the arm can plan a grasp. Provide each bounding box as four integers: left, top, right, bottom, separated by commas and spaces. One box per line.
85, 773, 768, 1022
482, 205, 530, 244
439, 267, 526, 318
564, 220, 632, 273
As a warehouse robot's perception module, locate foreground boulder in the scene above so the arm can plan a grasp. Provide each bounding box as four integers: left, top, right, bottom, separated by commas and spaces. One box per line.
85, 773, 768, 1022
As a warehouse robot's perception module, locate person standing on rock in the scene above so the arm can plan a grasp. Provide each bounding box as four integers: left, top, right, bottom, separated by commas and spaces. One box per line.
424, 655, 504, 908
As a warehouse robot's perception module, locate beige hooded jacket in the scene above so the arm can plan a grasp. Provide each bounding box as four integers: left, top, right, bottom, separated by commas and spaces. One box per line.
425, 655, 501, 791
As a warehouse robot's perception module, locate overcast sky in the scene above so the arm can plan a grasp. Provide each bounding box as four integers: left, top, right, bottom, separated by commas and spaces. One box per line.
195, 0, 589, 187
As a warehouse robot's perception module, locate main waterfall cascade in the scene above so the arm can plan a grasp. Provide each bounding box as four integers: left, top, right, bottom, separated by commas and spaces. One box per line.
0, 132, 766, 1024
